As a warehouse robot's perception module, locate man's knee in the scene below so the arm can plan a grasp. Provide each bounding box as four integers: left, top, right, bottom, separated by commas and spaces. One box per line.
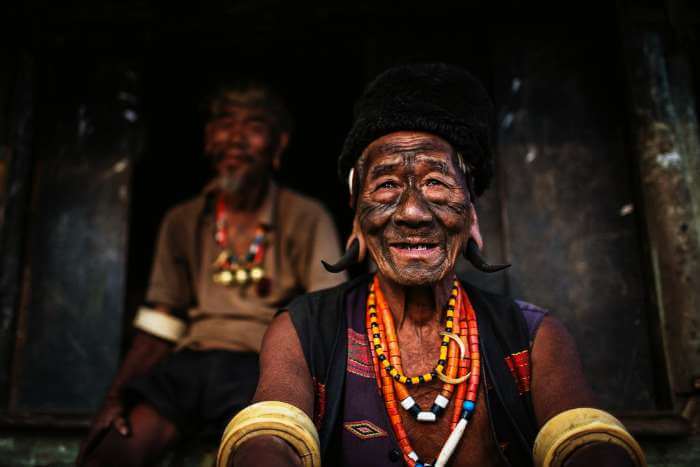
82, 404, 178, 467
82, 426, 145, 467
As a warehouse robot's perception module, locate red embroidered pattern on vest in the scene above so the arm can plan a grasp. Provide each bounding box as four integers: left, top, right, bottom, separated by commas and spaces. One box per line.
313, 377, 327, 428
504, 349, 531, 394
347, 328, 374, 378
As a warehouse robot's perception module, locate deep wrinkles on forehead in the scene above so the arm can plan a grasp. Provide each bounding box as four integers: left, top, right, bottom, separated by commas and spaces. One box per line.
364, 138, 451, 162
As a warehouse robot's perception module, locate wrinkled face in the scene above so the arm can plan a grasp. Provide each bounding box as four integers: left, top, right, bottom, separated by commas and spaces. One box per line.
357, 132, 471, 286
205, 104, 283, 190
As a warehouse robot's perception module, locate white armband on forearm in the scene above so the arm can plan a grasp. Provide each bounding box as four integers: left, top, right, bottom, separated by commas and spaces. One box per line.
133, 306, 186, 343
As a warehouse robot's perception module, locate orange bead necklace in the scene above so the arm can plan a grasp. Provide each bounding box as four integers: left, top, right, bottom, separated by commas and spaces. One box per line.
366, 276, 481, 467
372, 278, 464, 422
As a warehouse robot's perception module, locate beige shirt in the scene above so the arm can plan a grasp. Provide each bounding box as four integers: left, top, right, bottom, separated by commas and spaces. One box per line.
146, 182, 347, 352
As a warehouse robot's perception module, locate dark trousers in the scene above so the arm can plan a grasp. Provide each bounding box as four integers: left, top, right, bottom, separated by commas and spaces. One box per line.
125, 349, 259, 438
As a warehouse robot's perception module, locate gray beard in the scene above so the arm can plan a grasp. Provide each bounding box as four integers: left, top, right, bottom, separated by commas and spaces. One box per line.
218, 170, 245, 194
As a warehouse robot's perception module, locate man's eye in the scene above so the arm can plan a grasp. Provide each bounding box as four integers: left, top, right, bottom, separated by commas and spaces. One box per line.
377, 181, 398, 190
210, 121, 229, 131
247, 123, 267, 133
425, 179, 445, 187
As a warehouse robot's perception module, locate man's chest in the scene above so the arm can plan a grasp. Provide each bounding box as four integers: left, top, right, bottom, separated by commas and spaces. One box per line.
399, 383, 507, 467
344, 329, 507, 467
192, 221, 299, 314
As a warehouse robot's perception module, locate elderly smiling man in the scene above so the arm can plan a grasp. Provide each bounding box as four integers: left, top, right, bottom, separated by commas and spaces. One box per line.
217, 64, 645, 467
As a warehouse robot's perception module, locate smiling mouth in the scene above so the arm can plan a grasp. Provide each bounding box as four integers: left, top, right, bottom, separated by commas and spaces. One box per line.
218, 153, 254, 167
391, 242, 437, 250
388, 241, 441, 259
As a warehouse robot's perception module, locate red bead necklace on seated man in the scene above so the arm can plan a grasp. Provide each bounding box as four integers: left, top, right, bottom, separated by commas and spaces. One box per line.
211, 194, 270, 293
366, 275, 481, 467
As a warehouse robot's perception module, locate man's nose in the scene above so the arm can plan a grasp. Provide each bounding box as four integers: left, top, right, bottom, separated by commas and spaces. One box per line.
393, 188, 433, 227
227, 127, 245, 144
228, 128, 245, 143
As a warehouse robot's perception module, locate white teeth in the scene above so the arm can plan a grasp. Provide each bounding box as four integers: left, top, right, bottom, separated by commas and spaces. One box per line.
397, 244, 433, 250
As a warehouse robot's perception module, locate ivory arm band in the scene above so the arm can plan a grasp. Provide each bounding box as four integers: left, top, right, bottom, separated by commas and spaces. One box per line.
533, 407, 646, 467
217, 401, 321, 467
133, 307, 186, 343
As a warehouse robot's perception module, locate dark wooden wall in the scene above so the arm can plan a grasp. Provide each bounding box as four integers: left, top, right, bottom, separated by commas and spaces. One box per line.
9, 59, 142, 412
491, 28, 655, 411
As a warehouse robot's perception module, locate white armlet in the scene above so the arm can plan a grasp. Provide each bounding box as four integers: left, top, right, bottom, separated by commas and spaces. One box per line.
133, 307, 186, 343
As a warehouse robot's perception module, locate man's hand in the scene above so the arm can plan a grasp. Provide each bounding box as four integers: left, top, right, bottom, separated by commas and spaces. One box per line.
94, 395, 131, 437
76, 310, 174, 466
76, 396, 129, 465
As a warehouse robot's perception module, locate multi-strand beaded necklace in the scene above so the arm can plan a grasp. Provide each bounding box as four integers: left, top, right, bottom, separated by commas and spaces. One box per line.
366, 276, 481, 467
211, 195, 268, 287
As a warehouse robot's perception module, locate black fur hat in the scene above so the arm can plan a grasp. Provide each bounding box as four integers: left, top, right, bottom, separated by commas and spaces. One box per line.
339, 63, 494, 196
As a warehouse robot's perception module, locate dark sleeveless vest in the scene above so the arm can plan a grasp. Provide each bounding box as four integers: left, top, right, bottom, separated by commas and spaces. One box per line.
285, 274, 546, 466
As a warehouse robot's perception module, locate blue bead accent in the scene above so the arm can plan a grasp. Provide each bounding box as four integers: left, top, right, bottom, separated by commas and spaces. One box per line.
463, 400, 475, 412
416, 464, 425, 467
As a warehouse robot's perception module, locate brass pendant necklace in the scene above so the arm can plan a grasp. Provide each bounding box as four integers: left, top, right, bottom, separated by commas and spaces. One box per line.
211, 194, 268, 288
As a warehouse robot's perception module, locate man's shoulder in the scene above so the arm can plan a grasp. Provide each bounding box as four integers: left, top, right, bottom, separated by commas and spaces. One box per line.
282, 274, 371, 375
514, 299, 549, 318
460, 279, 549, 341
161, 195, 206, 227
460, 279, 548, 312
459, 279, 515, 311
278, 186, 331, 218
514, 300, 549, 341
285, 274, 370, 316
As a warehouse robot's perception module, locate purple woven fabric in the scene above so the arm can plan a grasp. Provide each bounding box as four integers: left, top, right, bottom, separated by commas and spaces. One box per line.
340, 289, 401, 467
515, 300, 548, 342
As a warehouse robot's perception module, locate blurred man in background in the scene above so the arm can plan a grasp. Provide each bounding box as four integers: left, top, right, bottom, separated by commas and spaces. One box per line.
77, 80, 346, 466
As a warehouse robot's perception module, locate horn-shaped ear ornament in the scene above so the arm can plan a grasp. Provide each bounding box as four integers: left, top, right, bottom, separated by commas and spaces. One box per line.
464, 238, 510, 273
322, 238, 361, 273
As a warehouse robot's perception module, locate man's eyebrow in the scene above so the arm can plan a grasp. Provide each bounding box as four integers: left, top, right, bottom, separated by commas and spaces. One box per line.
420, 158, 452, 174
214, 107, 272, 123
369, 162, 400, 179
367, 156, 455, 180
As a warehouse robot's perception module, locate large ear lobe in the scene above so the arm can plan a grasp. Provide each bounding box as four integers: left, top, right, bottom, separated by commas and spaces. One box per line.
348, 216, 367, 262
272, 132, 290, 171
468, 207, 483, 250
322, 238, 360, 273
321, 216, 367, 273
463, 205, 510, 273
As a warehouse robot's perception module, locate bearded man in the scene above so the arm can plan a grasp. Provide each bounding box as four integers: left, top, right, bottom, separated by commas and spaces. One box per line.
217, 64, 645, 467
77, 81, 346, 467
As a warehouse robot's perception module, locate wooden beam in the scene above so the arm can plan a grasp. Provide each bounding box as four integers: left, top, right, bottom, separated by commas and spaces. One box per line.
619, 23, 700, 408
